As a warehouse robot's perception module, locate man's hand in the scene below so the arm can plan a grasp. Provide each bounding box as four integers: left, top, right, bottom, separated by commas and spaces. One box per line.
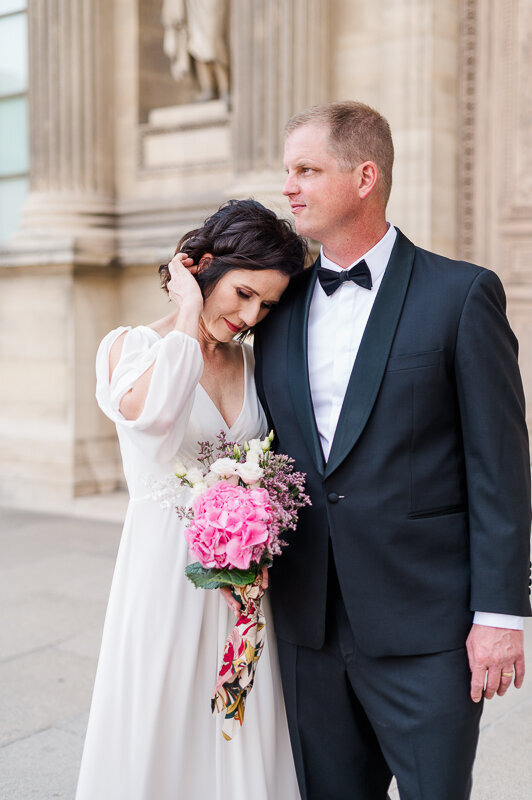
466, 624, 525, 702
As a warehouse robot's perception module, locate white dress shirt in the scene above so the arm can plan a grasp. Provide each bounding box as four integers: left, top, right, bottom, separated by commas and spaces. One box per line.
307, 224, 522, 631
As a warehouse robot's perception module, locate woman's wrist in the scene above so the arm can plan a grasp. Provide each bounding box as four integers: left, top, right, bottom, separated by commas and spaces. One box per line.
174, 301, 202, 339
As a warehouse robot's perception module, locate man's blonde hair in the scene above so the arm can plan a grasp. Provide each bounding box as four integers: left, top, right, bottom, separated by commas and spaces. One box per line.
285, 101, 394, 205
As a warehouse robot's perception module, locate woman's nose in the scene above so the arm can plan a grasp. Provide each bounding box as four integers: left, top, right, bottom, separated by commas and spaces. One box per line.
240, 302, 262, 328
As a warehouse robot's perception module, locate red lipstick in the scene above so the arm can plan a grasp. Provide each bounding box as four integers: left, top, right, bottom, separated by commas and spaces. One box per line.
224, 319, 241, 333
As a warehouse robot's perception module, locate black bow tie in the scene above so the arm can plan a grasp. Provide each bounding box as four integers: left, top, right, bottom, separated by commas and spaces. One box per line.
317, 259, 373, 295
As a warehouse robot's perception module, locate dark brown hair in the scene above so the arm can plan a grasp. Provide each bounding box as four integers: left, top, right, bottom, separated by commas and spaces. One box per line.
285, 101, 394, 205
159, 199, 307, 298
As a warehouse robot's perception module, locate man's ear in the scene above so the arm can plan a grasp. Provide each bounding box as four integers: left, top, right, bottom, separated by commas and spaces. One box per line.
198, 252, 214, 272
357, 161, 379, 200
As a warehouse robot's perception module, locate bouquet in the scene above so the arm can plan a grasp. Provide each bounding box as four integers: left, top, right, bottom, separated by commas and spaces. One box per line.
174, 430, 310, 740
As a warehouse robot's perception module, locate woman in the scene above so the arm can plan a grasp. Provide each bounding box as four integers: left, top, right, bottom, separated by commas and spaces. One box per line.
75, 200, 306, 800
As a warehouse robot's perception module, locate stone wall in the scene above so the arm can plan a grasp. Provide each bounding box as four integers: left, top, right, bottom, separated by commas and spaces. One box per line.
0, 0, 530, 507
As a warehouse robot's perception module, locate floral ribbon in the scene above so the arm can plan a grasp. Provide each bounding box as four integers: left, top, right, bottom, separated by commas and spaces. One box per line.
211, 576, 266, 740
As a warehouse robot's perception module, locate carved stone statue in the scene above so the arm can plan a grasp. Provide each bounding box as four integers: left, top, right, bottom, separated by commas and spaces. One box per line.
161, 0, 230, 103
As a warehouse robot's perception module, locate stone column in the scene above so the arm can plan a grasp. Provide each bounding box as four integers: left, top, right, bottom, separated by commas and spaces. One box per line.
228, 0, 329, 211
0, 0, 120, 508
14, 0, 116, 264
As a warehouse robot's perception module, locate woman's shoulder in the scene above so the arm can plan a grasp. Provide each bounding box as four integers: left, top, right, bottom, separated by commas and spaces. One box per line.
100, 324, 161, 348
97, 324, 161, 379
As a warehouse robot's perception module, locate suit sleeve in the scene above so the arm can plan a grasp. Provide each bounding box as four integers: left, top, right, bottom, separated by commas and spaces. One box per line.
454, 268, 531, 616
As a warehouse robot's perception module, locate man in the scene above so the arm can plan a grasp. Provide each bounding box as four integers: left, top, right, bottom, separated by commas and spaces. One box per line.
254, 102, 531, 800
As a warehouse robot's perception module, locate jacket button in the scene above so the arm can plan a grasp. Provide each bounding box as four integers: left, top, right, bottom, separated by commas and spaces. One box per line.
327, 492, 339, 504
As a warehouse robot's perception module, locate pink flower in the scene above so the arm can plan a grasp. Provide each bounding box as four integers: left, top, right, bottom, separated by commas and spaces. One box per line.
184, 481, 272, 570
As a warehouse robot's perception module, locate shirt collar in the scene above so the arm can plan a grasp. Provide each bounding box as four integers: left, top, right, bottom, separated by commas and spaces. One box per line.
319, 224, 397, 286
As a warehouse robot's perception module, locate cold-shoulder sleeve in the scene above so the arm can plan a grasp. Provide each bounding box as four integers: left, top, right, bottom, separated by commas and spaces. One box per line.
95, 326, 203, 459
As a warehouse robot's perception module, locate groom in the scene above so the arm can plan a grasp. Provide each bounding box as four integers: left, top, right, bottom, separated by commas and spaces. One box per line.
254, 101, 531, 799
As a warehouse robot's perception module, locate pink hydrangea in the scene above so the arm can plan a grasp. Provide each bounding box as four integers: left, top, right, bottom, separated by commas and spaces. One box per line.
184, 481, 272, 570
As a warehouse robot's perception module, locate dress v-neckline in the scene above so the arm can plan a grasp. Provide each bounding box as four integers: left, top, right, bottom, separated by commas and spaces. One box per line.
143, 325, 248, 433
198, 345, 248, 432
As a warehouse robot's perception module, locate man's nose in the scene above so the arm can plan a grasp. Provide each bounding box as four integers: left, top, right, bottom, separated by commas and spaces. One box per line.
283, 173, 296, 196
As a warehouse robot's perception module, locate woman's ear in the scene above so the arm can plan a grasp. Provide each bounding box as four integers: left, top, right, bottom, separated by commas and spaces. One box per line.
197, 252, 214, 272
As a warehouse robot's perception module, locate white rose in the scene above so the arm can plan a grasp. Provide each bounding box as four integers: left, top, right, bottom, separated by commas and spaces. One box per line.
210, 457, 239, 478
186, 466, 205, 485
236, 461, 264, 485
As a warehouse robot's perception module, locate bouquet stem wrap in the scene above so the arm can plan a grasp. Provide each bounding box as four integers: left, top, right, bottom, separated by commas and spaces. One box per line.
211, 575, 266, 741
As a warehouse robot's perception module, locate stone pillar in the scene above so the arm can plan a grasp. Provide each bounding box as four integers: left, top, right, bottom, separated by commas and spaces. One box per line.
14, 0, 116, 264
458, 0, 532, 433
0, 0, 120, 508
228, 0, 329, 211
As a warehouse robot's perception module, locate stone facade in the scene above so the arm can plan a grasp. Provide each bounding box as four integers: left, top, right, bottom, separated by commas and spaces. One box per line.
0, 0, 530, 507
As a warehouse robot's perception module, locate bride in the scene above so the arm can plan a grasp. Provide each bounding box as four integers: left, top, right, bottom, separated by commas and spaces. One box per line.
76, 199, 306, 800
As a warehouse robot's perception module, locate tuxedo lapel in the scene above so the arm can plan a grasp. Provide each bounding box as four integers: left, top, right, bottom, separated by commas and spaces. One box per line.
324, 230, 416, 478
287, 261, 325, 474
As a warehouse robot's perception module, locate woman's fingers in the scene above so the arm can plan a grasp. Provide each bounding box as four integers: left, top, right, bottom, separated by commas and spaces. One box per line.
168, 252, 194, 275
220, 587, 241, 617
260, 565, 269, 590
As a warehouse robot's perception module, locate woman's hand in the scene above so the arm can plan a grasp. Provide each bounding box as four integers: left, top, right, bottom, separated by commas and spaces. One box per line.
167, 252, 203, 312
220, 566, 269, 617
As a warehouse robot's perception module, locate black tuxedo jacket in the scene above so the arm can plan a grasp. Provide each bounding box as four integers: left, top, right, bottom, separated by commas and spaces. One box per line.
254, 230, 531, 658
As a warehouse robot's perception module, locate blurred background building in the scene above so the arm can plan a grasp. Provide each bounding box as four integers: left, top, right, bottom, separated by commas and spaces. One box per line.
0, 0, 531, 509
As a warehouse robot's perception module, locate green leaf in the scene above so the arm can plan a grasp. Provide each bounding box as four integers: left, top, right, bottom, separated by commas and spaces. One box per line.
185, 561, 259, 589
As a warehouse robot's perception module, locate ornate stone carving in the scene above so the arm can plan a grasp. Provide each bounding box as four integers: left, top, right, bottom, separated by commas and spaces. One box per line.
161, 0, 230, 103
457, 0, 477, 261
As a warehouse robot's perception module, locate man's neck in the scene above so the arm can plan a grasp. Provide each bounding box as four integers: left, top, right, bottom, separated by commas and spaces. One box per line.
321, 219, 389, 268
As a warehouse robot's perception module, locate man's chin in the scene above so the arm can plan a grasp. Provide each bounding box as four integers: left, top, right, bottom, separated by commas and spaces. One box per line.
293, 218, 313, 238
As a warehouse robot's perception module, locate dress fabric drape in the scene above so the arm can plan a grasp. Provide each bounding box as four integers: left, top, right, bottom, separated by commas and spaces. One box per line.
76, 325, 300, 800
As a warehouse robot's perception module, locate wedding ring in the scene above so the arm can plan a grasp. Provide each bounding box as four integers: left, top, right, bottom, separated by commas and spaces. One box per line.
501, 672, 514, 677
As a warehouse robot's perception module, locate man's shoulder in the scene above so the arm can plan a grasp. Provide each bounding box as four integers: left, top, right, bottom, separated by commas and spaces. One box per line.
409, 239, 500, 290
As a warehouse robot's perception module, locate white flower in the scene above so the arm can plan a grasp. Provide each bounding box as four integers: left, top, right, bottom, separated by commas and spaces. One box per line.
261, 432, 273, 452
236, 461, 264, 485
190, 480, 208, 496
174, 460, 188, 479
245, 449, 260, 466
210, 457, 239, 478
205, 471, 221, 488
245, 438, 263, 457
186, 466, 205, 485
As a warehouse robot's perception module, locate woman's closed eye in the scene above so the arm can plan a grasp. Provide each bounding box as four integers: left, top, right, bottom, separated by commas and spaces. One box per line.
236, 288, 278, 312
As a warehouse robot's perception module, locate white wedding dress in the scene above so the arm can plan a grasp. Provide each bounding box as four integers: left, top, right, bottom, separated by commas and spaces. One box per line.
76, 326, 300, 800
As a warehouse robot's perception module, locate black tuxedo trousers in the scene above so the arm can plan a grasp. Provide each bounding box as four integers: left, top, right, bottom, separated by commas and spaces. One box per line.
276, 554, 483, 799
254, 230, 531, 797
